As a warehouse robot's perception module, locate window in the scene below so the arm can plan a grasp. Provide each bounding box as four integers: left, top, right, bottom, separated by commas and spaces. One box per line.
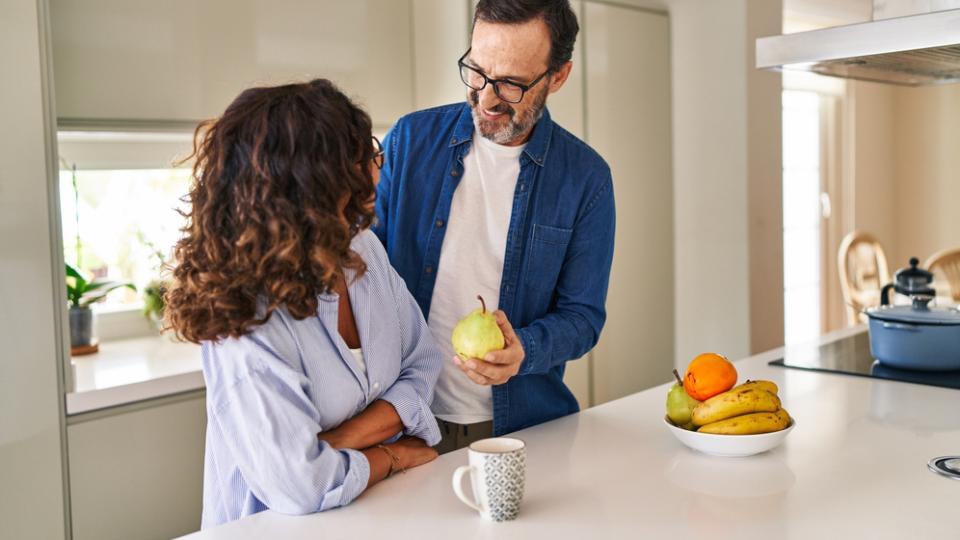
782, 90, 822, 346
58, 131, 193, 312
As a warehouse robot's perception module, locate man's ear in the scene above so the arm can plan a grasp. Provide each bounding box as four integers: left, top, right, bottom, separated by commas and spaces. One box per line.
548, 61, 573, 94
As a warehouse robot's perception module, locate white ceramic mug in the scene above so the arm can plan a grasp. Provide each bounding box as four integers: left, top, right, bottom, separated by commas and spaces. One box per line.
452, 437, 526, 522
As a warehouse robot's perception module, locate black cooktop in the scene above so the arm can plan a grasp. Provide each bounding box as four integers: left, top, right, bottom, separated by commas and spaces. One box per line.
769, 331, 960, 390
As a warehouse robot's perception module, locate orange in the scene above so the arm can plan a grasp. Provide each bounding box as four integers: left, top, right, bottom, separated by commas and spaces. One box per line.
683, 353, 737, 401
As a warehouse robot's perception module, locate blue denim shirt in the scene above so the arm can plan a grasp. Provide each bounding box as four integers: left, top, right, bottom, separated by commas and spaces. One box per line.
374, 102, 615, 435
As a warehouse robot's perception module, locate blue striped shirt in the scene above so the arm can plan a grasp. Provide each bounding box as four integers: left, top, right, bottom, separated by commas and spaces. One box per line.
199, 230, 443, 528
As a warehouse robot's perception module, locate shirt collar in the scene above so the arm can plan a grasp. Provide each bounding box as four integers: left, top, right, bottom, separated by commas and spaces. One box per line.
449, 103, 554, 167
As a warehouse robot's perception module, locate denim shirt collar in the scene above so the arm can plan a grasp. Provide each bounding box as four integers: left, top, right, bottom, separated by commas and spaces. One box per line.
448, 103, 554, 167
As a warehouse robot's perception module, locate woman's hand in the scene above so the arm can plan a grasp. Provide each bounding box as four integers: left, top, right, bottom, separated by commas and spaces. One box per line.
387, 436, 438, 470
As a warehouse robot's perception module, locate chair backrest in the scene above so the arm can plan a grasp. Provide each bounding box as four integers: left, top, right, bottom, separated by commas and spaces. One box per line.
838, 231, 890, 326
924, 248, 960, 303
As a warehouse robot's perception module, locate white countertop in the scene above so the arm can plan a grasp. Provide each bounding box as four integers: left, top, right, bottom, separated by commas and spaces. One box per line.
179, 326, 960, 539
67, 334, 203, 415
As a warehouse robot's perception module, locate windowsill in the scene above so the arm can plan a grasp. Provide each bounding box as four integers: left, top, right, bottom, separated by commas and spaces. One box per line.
67, 333, 204, 415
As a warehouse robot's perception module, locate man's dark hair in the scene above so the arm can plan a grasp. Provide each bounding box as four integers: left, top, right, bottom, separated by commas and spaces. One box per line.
474, 0, 580, 73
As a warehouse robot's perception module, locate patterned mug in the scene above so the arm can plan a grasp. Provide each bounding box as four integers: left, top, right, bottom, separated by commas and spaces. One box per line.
452, 437, 526, 521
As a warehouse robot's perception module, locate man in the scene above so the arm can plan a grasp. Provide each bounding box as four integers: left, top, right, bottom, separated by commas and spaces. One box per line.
373, 0, 615, 453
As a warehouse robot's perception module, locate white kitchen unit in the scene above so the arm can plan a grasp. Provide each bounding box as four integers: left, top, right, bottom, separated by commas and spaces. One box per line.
178, 326, 960, 540
0, 0, 70, 538
530, 1, 673, 410
68, 394, 207, 540
584, 4, 673, 404
50, 0, 416, 129
545, 0, 591, 408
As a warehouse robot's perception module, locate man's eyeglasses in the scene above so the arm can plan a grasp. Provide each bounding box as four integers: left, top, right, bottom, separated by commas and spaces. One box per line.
458, 49, 551, 104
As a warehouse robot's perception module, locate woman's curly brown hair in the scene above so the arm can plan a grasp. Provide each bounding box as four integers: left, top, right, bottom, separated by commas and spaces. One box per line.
164, 79, 377, 343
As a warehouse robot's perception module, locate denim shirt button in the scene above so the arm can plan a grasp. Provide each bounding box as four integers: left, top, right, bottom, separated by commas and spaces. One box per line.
435, 219, 444, 228
451, 169, 460, 177
425, 266, 433, 274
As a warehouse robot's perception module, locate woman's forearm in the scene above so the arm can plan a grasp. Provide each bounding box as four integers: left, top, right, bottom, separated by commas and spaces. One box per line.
361, 446, 392, 488
319, 399, 403, 450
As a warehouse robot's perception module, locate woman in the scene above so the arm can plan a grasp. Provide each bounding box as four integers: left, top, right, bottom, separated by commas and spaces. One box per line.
165, 79, 440, 528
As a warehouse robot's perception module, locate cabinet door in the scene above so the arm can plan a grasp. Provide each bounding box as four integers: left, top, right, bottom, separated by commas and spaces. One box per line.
585, 3, 672, 405
68, 396, 207, 540
0, 1, 69, 537
50, 0, 414, 128
551, 0, 592, 409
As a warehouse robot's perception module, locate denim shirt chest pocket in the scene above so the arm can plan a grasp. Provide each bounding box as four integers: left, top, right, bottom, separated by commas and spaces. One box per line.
524, 223, 573, 294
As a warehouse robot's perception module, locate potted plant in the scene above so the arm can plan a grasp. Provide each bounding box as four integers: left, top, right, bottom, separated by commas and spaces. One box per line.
66, 262, 135, 354
142, 279, 166, 330
137, 231, 169, 331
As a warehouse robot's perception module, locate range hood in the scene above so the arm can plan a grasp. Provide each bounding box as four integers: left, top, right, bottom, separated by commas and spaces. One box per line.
756, 7, 960, 86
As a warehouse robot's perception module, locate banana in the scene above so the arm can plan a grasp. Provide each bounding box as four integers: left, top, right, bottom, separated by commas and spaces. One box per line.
733, 379, 779, 395
691, 387, 781, 426
697, 408, 791, 435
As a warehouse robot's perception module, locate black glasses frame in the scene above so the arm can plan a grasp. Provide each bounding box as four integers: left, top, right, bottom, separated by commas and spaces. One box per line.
370, 136, 384, 170
457, 48, 551, 104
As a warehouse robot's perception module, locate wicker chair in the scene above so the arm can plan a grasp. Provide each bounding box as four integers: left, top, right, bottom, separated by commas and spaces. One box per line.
924, 248, 960, 304
838, 231, 890, 326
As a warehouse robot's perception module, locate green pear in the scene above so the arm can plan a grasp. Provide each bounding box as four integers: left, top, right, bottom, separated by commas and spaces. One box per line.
666, 369, 700, 426
451, 296, 505, 360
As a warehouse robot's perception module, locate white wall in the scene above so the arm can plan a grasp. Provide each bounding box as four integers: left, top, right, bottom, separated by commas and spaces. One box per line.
849, 81, 900, 266
842, 81, 960, 278
893, 84, 960, 266
746, 0, 786, 354
0, 0, 70, 538
668, 0, 784, 367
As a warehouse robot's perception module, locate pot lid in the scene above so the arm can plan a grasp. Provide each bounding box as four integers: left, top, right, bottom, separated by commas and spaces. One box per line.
866, 304, 960, 326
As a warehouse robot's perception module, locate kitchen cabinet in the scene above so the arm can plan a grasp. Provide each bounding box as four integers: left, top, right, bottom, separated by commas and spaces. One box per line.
68, 394, 207, 540
554, 1, 672, 409
1, 0, 70, 537
549, 0, 591, 409
50, 0, 416, 129
584, 3, 673, 404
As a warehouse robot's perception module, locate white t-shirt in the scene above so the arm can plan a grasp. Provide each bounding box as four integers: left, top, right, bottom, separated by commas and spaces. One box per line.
348, 348, 366, 377
429, 132, 525, 424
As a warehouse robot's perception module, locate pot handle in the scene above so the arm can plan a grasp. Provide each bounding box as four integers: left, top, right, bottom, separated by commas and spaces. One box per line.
882, 322, 920, 332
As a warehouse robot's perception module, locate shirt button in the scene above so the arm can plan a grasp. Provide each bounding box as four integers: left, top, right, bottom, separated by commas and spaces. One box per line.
373, 382, 381, 390
451, 169, 460, 177
435, 219, 444, 228
425, 266, 433, 274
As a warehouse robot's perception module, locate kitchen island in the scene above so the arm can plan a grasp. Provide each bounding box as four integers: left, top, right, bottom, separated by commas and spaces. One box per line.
180, 327, 959, 540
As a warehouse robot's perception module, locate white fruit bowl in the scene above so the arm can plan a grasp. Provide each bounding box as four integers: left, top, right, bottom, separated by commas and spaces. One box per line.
664, 416, 795, 457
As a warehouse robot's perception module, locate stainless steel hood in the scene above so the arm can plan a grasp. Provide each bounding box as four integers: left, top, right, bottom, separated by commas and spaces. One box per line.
756, 8, 960, 86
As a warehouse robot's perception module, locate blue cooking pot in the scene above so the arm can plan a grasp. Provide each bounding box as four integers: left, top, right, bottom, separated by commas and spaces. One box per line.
865, 296, 960, 371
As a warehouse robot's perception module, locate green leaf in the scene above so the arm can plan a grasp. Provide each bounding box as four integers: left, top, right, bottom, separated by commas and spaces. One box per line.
84, 279, 135, 293
78, 282, 136, 307
64, 263, 87, 307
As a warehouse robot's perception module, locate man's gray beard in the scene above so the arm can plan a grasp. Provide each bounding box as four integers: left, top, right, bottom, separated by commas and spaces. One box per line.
471, 88, 548, 145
